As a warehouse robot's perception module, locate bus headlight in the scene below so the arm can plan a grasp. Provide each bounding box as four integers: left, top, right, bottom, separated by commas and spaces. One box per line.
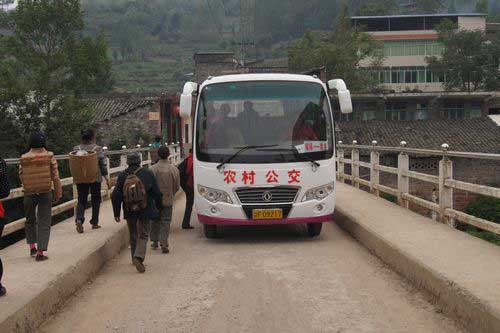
302, 183, 334, 202
198, 185, 233, 204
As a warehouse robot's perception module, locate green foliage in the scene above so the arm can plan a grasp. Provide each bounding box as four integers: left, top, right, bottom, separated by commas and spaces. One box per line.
415, 0, 445, 13
464, 194, 500, 246
466, 195, 500, 224
0, 0, 113, 156
355, 0, 399, 16
466, 228, 500, 246
288, 24, 384, 92
380, 192, 397, 203
426, 20, 500, 92
476, 0, 488, 14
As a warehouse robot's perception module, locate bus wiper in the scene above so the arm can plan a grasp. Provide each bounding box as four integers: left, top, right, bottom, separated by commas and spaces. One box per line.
216, 144, 278, 171
256, 147, 321, 168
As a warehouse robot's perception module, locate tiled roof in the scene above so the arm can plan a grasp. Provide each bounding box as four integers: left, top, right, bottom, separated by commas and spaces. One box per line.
336, 117, 500, 153
86, 93, 165, 122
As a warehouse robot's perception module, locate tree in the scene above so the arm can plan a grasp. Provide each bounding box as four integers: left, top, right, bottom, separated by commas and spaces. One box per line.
0, 0, 113, 156
288, 23, 384, 92
426, 21, 500, 92
355, 0, 399, 16
475, 0, 488, 14
415, 0, 444, 13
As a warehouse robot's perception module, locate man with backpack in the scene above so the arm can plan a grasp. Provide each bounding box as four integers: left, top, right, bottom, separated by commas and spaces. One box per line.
112, 153, 162, 273
150, 147, 180, 253
73, 129, 110, 233
178, 150, 194, 230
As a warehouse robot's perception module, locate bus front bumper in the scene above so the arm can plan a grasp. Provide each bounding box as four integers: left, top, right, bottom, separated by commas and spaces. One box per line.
197, 214, 333, 226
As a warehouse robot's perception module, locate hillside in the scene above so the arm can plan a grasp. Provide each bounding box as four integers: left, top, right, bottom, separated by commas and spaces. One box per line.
81, 0, 498, 93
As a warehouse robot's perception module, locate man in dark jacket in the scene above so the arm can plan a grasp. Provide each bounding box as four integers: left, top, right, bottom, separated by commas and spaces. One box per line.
112, 153, 162, 273
0, 157, 11, 297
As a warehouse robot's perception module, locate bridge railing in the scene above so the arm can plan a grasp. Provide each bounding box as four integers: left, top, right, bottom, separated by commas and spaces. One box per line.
1, 144, 182, 238
336, 141, 500, 236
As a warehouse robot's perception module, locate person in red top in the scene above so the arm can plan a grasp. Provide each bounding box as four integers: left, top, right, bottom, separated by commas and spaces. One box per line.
179, 150, 194, 230
0, 156, 11, 297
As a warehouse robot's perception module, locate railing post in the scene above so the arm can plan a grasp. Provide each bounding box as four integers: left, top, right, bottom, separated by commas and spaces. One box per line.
397, 141, 409, 208
120, 145, 128, 167
103, 146, 110, 198
136, 145, 143, 165
439, 144, 454, 226
370, 141, 380, 196
352, 141, 359, 188
337, 141, 344, 183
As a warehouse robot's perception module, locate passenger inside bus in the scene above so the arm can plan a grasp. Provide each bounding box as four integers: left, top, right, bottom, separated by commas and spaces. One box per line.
202, 103, 244, 149
237, 101, 261, 145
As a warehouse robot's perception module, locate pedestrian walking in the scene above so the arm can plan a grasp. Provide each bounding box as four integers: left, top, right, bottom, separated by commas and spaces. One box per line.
178, 150, 194, 230
19, 131, 62, 261
73, 129, 110, 233
150, 147, 180, 253
0, 156, 11, 297
112, 153, 162, 273
151, 136, 162, 149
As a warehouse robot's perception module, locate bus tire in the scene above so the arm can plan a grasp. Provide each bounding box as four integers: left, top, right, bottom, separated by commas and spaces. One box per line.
307, 223, 322, 238
203, 224, 218, 239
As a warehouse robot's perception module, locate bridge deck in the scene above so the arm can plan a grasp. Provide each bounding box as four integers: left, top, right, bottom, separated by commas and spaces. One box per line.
0, 199, 129, 331
335, 183, 500, 332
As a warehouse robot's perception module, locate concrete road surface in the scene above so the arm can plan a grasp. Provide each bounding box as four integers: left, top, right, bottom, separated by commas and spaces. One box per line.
41, 196, 462, 333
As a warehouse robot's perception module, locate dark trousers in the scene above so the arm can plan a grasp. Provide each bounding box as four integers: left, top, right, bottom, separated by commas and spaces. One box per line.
76, 182, 102, 225
127, 218, 150, 261
150, 206, 172, 248
0, 219, 4, 285
182, 188, 194, 227
24, 192, 52, 251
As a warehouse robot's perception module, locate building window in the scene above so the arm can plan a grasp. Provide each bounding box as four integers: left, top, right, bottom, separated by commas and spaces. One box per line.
383, 40, 444, 57
376, 66, 444, 84
363, 110, 376, 121
468, 102, 482, 118
415, 103, 430, 120
385, 102, 408, 121
443, 101, 465, 120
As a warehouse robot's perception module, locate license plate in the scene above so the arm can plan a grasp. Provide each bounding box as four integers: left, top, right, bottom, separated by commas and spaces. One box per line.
252, 209, 283, 220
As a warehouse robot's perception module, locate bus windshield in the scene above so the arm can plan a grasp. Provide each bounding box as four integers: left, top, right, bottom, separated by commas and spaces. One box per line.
196, 81, 334, 164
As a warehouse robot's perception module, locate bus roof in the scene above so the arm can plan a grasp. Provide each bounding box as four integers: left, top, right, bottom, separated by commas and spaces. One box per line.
200, 73, 326, 89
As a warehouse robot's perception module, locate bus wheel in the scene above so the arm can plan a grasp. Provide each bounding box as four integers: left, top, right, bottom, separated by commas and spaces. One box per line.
307, 223, 322, 238
203, 224, 218, 239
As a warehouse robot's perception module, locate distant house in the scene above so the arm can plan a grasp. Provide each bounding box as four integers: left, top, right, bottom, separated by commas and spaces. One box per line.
87, 93, 187, 150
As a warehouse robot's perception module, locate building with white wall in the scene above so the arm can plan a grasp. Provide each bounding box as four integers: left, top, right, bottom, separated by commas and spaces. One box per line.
352, 13, 486, 93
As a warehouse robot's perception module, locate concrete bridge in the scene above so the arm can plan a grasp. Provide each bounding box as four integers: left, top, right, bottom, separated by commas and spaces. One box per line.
0, 145, 499, 332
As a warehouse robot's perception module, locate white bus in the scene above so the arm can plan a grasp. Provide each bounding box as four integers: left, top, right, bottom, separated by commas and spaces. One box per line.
180, 74, 353, 238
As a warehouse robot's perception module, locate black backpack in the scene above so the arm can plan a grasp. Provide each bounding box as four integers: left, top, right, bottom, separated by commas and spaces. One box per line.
178, 158, 189, 190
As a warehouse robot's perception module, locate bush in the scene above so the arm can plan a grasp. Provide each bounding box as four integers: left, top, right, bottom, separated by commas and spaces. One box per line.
465, 196, 500, 224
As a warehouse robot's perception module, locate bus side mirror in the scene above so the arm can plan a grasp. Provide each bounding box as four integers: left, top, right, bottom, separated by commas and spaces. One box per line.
180, 82, 198, 119
328, 79, 353, 114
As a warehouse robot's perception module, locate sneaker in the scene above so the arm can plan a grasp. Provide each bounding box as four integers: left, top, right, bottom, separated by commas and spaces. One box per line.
151, 241, 158, 249
76, 222, 84, 234
161, 247, 169, 254
182, 225, 194, 230
91, 225, 101, 230
0, 285, 6, 297
133, 257, 145, 273
30, 247, 37, 257
35, 254, 49, 262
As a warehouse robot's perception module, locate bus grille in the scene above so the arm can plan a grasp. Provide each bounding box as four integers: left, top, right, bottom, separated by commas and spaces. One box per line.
235, 187, 300, 204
